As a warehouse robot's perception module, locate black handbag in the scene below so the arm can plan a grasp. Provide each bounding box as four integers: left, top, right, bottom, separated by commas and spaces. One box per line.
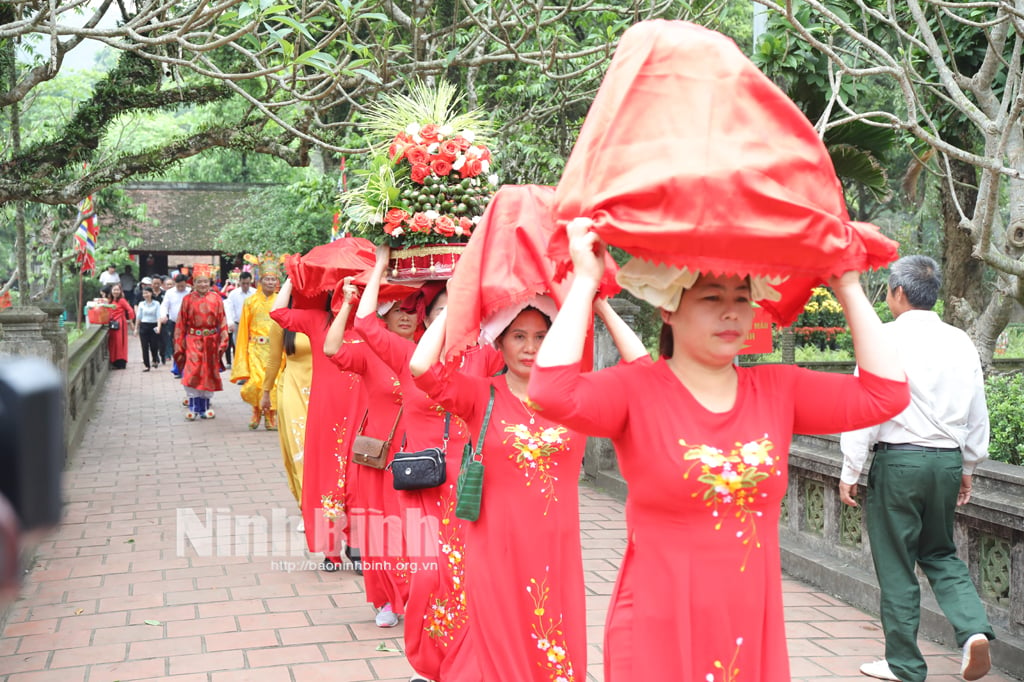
352, 407, 403, 470
108, 319, 120, 331
388, 413, 450, 491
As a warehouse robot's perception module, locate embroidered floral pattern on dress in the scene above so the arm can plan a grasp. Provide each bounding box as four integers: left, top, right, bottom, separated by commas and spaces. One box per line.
527, 568, 576, 682
502, 422, 569, 516
320, 418, 351, 521
706, 637, 743, 682
424, 483, 468, 644
680, 436, 779, 571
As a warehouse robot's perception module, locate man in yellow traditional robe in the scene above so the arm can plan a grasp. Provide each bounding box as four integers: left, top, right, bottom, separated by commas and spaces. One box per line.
231, 259, 283, 430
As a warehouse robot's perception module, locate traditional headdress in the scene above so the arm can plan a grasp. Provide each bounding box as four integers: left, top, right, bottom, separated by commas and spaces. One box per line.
244, 251, 284, 279
192, 263, 215, 280
227, 268, 242, 284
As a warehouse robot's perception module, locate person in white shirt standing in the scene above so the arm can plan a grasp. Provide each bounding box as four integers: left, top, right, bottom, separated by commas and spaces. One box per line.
98, 264, 120, 287
160, 274, 192, 379
225, 271, 256, 368
840, 255, 994, 682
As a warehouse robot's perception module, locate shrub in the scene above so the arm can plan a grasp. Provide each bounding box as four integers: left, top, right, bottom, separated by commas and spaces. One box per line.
793, 287, 847, 350
985, 372, 1024, 466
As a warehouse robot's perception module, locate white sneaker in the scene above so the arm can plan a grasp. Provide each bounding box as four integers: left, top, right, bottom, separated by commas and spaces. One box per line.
295, 519, 305, 533
375, 602, 399, 628
860, 659, 900, 681
961, 634, 991, 681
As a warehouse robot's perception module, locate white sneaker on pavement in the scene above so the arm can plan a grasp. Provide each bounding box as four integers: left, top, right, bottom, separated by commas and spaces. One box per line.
295, 519, 305, 533
961, 634, 991, 681
375, 602, 399, 628
860, 659, 900, 681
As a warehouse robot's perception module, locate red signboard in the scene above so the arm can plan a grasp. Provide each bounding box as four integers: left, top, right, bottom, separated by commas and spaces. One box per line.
739, 306, 774, 355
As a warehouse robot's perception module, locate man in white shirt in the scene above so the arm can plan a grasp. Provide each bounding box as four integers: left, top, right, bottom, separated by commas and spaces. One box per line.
225, 271, 256, 368
98, 264, 120, 287
160, 274, 192, 378
840, 255, 994, 682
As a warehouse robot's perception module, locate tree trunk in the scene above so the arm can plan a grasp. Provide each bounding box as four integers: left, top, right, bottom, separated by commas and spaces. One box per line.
940, 158, 985, 331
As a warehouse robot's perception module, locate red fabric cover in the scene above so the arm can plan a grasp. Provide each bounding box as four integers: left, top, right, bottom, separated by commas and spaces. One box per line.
284, 237, 376, 300
551, 20, 899, 326
444, 184, 619, 372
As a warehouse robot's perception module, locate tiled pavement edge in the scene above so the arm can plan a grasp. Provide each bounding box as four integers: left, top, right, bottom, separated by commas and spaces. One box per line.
1, 342, 1017, 682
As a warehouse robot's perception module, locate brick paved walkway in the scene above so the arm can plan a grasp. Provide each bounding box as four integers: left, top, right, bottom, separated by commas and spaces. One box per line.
0, 342, 1016, 681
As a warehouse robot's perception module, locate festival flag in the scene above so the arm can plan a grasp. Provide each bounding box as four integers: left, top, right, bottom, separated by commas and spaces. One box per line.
73, 194, 99, 274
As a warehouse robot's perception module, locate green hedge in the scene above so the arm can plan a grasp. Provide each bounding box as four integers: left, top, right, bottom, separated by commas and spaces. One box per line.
985, 372, 1024, 466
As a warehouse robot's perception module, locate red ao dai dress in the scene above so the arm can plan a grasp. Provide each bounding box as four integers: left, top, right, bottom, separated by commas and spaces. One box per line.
528, 360, 910, 682
269, 308, 362, 557
354, 314, 474, 679
414, 365, 587, 682
329, 334, 411, 615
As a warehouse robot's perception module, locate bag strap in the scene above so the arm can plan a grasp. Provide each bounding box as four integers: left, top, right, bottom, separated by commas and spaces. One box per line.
441, 412, 451, 452
385, 405, 404, 444
473, 385, 496, 462
357, 405, 405, 444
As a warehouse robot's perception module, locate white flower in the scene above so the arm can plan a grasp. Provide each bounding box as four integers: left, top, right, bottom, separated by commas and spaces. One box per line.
472, 215, 482, 224
536, 638, 550, 650
405, 123, 421, 136
455, 224, 464, 237
439, 124, 454, 137
452, 157, 466, 171
461, 129, 476, 143
425, 210, 440, 221
427, 142, 440, 154
392, 227, 404, 237
488, 173, 499, 186
481, 159, 490, 173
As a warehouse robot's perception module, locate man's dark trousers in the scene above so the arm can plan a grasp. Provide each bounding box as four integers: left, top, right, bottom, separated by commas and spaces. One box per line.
866, 447, 994, 682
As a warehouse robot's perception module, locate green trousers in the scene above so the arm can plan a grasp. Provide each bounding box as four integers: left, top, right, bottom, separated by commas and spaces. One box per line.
866, 449, 994, 682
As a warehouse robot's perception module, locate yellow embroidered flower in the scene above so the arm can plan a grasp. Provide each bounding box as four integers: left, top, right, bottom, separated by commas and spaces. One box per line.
503, 422, 569, 516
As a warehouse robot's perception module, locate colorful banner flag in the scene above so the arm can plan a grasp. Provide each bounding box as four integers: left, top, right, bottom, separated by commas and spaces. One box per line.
73, 195, 99, 275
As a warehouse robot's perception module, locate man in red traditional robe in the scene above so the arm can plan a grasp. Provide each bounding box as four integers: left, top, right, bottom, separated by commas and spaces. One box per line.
174, 264, 229, 420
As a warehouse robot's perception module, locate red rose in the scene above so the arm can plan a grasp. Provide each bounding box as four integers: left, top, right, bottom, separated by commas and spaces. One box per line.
410, 163, 432, 184
384, 221, 403, 236
430, 158, 453, 176
458, 217, 474, 236
411, 212, 432, 233
434, 215, 456, 237
389, 139, 410, 162
477, 146, 492, 161
406, 145, 430, 165
462, 158, 483, 178
384, 208, 410, 226
419, 124, 440, 143
439, 140, 460, 162
453, 135, 472, 151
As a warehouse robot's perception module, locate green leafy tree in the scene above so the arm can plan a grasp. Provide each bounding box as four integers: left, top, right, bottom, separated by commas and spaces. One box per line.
752, 0, 1024, 370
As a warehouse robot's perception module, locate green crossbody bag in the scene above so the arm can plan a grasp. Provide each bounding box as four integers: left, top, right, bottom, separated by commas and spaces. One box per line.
455, 385, 496, 522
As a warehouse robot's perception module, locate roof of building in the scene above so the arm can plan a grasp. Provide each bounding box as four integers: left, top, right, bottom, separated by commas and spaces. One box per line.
103, 183, 275, 254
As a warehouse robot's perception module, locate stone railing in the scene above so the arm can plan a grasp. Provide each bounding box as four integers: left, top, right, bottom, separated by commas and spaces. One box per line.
585, 308, 1024, 677
782, 434, 1024, 676
66, 325, 109, 452
0, 305, 108, 456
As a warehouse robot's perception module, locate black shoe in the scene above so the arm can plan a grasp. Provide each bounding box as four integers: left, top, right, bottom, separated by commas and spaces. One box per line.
344, 546, 363, 576
143, 367, 150, 372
